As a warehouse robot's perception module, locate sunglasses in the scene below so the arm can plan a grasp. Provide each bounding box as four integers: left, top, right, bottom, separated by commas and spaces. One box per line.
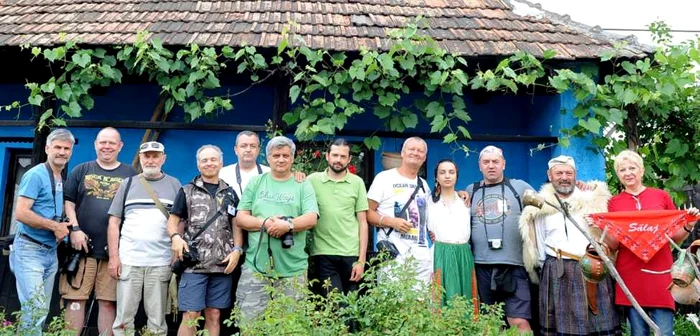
140, 142, 162, 150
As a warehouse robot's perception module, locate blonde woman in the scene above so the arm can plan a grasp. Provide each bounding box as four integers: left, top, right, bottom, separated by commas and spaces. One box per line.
427, 159, 475, 305
607, 150, 699, 336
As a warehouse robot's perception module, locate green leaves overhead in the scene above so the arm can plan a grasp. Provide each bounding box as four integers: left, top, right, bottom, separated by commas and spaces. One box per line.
7, 20, 698, 202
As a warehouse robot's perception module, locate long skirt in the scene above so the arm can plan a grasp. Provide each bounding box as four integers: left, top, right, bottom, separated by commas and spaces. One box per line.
540, 256, 622, 336
433, 242, 476, 306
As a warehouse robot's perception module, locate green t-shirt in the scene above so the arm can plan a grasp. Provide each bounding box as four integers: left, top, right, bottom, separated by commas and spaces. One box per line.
308, 170, 369, 257
238, 173, 319, 277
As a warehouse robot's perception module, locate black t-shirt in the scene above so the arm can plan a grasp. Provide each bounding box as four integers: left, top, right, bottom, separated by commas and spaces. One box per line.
64, 161, 137, 259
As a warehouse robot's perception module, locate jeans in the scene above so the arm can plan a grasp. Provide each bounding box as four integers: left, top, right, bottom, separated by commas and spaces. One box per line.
9, 235, 58, 335
626, 307, 674, 336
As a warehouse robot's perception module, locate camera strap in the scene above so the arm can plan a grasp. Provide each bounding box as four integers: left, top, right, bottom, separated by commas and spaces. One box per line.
44, 162, 60, 219
138, 175, 170, 219
235, 163, 263, 196
189, 185, 233, 242
383, 177, 424, 237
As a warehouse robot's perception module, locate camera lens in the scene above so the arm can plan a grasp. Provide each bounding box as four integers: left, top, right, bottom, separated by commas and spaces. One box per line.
281, 232, 294, 249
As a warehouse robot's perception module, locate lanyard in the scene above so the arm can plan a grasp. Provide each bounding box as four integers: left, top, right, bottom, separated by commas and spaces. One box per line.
235, 163, 263, 196
481, 182, 506, 241
43, 162, 59, 218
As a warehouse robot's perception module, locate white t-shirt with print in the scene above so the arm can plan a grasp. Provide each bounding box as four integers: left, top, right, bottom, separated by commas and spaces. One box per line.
367, 168, 430, 254
219, 163, 271, 198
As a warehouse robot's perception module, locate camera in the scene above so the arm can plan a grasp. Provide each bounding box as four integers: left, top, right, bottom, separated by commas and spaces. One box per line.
488, 239, 503, 250
171, 245, 200, 275
280, 216, 294, 249
63, 238, 93, 276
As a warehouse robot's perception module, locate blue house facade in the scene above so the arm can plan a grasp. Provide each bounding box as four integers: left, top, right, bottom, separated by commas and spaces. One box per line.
0, 0, 649, 333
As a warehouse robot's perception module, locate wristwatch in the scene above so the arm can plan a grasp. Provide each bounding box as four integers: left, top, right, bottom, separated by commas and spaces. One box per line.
69, 225, 82, 232
287, 219, 294, 232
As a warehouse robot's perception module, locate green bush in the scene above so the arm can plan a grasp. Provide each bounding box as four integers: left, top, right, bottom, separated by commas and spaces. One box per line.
230, 256, 518, 335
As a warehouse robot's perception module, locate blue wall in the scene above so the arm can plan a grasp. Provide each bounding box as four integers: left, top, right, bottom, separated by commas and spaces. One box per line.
0, 75, 606, 230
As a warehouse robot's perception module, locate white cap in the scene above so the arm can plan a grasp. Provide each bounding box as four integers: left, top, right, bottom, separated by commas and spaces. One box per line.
548, 155, 575, 170
139, 141, 165, 154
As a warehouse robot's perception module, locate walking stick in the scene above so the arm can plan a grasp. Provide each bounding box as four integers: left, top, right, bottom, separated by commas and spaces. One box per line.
522, 190, 661, 336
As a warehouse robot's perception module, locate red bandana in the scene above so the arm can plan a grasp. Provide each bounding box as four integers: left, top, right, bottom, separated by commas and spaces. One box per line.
590, 210, 700, 262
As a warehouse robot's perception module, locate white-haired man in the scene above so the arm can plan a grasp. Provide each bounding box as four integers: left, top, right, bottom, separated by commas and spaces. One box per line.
107, 141, 181, 335
519, 155, 621, 336
367, 137, 432, 283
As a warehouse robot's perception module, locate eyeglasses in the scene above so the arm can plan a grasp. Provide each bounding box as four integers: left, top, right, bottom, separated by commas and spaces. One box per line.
140, 142, 162, 150
632, 194, 642, 211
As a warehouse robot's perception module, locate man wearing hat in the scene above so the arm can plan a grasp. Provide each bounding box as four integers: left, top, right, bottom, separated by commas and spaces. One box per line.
519, 155, 621, 336
107, 141, 182, 335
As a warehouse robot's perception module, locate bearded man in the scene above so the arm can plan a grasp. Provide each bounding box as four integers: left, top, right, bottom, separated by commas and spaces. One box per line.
519, 155, 622, 336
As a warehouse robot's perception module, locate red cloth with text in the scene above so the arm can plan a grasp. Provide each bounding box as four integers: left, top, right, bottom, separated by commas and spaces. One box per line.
606, 188, 698, 309
590, 210, 699, 262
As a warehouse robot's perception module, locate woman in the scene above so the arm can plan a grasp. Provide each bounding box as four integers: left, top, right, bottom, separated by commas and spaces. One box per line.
427, 159, 476, 305
607, 150, 699, 336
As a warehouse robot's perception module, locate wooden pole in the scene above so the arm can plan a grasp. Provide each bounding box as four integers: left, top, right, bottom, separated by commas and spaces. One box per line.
131, 95, 167, 170
543, 199, 662, 336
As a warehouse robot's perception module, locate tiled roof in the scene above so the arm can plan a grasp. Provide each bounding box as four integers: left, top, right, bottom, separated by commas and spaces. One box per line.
0, 0, 648, 59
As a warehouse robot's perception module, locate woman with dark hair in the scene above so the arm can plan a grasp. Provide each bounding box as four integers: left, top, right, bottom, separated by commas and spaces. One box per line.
427, 159, 476, 305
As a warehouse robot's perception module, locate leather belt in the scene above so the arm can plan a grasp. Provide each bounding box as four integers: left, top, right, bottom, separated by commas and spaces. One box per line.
547, 245, 581, 261
546, 245, 600, 315
17, 232, 53, 250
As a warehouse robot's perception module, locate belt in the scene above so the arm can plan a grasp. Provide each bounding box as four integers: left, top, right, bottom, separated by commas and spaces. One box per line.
17, 232, 54, 250
546, 245, 600, 315
547, 245, 581, 261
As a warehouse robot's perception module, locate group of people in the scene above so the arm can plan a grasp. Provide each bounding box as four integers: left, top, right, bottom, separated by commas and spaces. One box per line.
8, 127, 699, 336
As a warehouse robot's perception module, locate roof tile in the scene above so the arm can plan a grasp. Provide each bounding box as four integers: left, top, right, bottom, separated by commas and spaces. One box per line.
0, 0, 647, 59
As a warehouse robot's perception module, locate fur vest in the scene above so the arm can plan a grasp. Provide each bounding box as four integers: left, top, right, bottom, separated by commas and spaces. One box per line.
518, 181, 611, 283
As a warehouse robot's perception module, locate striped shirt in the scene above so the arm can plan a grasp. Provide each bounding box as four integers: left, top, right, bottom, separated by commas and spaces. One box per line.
108, 173, 181, 267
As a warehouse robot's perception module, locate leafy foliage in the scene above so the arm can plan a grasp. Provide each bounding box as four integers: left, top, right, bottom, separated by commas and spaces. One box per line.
229, 257, 517, 335
4, 20, 698, 200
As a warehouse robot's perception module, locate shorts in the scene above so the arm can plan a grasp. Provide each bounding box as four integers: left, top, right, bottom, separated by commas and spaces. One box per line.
475, 264, 531, 319
59, 257, 116, 301
178, 272, 233, 311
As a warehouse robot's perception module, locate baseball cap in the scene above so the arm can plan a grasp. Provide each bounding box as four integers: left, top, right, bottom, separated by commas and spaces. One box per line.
139, 141, 165, 154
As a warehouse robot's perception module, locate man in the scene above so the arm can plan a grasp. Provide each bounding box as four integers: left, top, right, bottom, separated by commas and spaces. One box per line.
519, 155, 621, 335
10, 128, 74, 334
60, 127, 137, 335
168, 145, 241, 336
308, 138, 369, 295
235, 136, 319, 321
367, 137, 432, 284
107, 141, 181, 336
465, 145, 534, 333
219, 131, 271, 199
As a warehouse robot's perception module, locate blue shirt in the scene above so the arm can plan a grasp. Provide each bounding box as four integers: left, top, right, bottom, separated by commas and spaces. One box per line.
16, 163, 64, 247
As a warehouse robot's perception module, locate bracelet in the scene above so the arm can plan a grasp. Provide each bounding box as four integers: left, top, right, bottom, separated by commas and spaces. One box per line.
379, 216, 385, 227
232, 246, 243, 253
170, 232, 181, 240
684, 225, 693, 233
